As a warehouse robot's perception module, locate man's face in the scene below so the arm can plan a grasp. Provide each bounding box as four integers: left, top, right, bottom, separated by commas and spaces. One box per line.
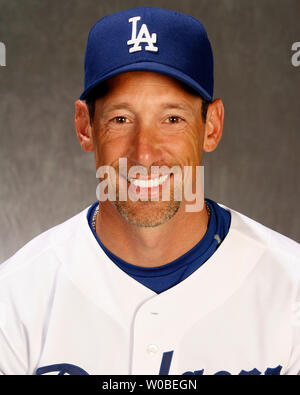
91, 71, 206, 227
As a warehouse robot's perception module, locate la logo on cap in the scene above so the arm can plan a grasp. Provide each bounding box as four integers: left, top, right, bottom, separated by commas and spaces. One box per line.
127, 16, 158, 53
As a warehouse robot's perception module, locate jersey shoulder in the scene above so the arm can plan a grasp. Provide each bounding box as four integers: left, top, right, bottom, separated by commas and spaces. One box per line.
0, 205, 90, 281
231, 207, 299, 254
224, 204, 300, 276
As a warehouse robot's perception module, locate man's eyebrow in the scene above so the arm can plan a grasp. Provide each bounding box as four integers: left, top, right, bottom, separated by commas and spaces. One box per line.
102, 102, 195, 113
160, 102, 193, 111
102, 102, 134, 112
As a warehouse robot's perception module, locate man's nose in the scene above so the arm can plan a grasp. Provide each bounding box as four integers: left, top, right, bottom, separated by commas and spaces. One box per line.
127, 122, 163, 168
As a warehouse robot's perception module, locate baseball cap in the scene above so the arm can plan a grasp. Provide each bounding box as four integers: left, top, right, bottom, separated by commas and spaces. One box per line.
80, 6, 214, 102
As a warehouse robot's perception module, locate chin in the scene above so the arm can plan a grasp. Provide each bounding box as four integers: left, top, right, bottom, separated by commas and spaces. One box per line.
113, 200, 181, 228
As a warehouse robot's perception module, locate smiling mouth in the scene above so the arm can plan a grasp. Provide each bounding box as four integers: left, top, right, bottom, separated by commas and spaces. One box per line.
127, 174, 170, 188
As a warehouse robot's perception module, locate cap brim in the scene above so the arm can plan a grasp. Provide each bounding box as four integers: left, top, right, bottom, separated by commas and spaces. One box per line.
80, 62, 213, 102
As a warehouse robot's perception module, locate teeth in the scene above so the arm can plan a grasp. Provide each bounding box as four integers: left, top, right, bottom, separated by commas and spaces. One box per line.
129, 175, 169, 188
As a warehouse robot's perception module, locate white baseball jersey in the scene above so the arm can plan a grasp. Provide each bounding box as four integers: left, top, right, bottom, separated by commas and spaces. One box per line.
0, 204, 300, 375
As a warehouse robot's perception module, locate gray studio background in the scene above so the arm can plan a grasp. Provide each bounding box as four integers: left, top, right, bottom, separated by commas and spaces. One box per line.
0, 0, 299, 263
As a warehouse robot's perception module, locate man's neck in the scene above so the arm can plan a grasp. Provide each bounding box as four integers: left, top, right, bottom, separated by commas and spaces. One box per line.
95, 201, 209, 268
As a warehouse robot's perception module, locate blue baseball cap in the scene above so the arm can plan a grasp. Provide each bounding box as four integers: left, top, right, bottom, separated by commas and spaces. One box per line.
80, 6, 214, 102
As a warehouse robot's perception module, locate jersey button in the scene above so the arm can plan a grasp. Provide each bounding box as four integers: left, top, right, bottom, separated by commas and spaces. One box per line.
147, 344, 158, 355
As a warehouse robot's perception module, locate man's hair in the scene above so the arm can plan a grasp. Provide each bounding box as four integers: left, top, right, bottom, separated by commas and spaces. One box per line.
85, 80, 210, 124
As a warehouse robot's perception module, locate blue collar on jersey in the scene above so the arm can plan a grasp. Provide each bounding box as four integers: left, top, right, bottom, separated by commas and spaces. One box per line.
87, 199, 231, 293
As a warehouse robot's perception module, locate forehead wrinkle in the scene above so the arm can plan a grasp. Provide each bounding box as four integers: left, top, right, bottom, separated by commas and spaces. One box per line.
160, 101, 199, 112
102, 102, 135, 113
100, 99, 200, 116
102, 73, 202, 110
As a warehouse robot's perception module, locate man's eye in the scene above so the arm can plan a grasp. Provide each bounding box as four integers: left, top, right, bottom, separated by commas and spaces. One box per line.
112, 116, 129, 124
166, 116, 183, 124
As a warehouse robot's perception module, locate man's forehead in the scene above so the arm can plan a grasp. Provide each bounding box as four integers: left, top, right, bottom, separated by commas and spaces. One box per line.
94, 72, 203, 117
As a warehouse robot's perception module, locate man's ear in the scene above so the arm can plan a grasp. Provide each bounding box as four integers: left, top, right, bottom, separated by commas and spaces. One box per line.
74, 100, 94, 152
203, 99, 224, 152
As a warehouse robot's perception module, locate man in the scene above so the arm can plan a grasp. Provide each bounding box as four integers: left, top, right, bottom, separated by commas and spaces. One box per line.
0, 6, 299, 375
